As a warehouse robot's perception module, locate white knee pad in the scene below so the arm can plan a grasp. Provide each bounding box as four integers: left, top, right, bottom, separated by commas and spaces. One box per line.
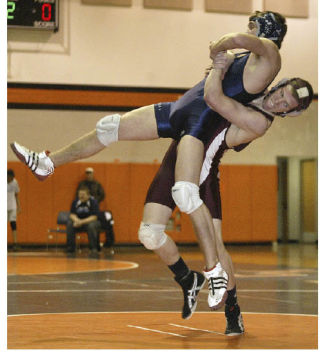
96, 114, 121, 146
172, 181, 203, 214
138, 222, 168, 250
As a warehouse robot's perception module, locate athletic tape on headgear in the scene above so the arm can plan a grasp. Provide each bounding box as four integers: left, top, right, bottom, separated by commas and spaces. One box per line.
268, 78, 314, 117
252, 12, 283, 41
288, 78, 314, 112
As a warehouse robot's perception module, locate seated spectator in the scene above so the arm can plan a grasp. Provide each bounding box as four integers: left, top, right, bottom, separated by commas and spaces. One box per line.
76, 167, 115, 250
66, 186, 101, 258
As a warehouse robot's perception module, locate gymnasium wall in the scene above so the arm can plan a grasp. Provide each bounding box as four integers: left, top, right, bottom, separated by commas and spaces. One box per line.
7, 0, 318, 88
7, 0, 318, 244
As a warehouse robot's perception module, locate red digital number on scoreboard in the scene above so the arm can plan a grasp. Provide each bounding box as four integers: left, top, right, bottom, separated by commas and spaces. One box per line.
42, 4, 52, 21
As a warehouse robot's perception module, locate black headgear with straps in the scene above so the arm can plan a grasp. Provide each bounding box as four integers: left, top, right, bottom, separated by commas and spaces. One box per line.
266, 78, 314, 117
249, 11, 287, 48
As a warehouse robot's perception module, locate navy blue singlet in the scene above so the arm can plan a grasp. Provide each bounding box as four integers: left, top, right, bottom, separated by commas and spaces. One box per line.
154, 52, 264, 143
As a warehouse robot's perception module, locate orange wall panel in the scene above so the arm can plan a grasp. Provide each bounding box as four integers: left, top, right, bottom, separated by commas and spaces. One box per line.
104, 163, 131, 243
221, 165, 252, 242
251, 166, 278, 241
7, 162, 278, 245
25, 175, 54, 243
220, 165, 278, 243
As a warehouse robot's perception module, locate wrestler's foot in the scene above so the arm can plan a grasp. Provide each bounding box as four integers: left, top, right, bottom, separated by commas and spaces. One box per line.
203, 262, 228, 310
10, 142, 54, 181
175, 270, 205, 320
225, 304, 245, 336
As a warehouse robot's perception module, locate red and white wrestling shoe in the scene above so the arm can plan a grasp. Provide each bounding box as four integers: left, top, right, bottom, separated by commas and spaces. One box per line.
203, 262, 228, 310
10, 142, 54, 181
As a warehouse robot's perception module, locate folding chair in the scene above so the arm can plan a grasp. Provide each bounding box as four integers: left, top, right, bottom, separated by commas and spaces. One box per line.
47, 211, 70, 251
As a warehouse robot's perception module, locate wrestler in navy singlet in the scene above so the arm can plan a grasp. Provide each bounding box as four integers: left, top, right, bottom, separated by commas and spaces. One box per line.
154, 52, 264, 143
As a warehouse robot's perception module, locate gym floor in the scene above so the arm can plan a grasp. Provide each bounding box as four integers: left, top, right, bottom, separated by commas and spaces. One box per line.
7, 243, 318, 349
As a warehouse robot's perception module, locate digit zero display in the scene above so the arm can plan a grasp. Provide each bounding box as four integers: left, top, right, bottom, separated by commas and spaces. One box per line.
7, 0, 59, 31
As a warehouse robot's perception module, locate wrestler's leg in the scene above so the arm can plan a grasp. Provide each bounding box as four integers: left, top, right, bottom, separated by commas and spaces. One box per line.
10, 105, 158, 177
173, 135, 228, 310
140, 202, 205, 320
213, 218, 235, 290
51, 105, 158, 166
141, 202, 179, 265
50, 129, 105, 167
213, 218, 244, 334
174, 135, 218, 269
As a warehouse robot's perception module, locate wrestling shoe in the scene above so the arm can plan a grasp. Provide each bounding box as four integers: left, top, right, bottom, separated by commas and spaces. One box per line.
175, 270, 205, 320
10, 142, 54, 181
203, 262, 228, 310
225, 304, 245, 336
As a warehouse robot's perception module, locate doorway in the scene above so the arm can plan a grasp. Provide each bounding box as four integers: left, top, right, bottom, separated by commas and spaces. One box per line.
277, 157, 318, 243
300, 159, 317, 242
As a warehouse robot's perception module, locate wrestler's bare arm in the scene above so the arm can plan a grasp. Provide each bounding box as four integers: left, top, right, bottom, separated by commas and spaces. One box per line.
209, 33, 281, 92
204, 66, 270, 140
209, 32, 278, 60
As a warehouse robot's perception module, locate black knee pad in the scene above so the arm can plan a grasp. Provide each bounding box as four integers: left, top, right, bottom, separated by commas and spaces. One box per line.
10, 221, 17, 230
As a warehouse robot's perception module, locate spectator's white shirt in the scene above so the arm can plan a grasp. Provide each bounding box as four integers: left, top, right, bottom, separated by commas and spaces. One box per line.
7, 179, 20, 210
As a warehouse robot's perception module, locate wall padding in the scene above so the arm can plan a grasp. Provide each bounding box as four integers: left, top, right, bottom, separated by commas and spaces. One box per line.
7, 162, 278, 244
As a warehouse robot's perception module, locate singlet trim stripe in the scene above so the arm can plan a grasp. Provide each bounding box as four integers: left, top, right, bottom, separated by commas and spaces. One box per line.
199, 128, 228, 185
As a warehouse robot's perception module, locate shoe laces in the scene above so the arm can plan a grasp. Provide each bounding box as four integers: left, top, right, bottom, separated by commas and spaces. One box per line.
208, 277, 227, 295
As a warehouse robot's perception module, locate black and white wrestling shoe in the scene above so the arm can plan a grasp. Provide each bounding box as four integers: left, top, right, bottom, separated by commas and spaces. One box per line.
175, 270, 205, 319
